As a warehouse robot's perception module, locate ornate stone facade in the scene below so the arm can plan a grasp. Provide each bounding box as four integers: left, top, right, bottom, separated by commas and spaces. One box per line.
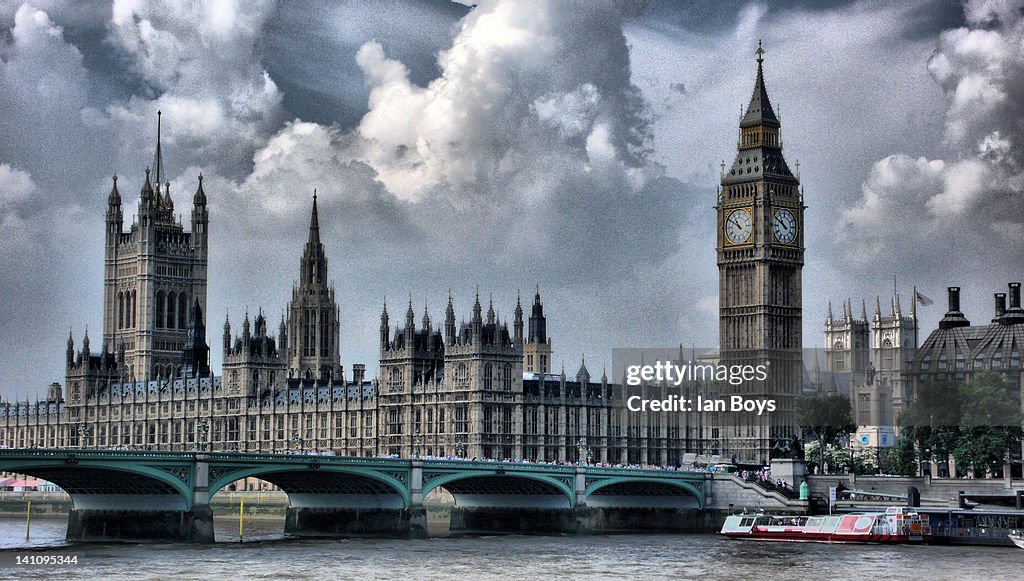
716, 44, 804, 463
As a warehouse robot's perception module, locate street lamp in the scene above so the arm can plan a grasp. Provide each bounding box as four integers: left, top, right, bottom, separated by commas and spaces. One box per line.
292, 431, 302, 453
413, 431, 423, 460
77, 423, 90, 449
455, 441, 466, 459
576, 438, 590, 466
198, 420, 209, 452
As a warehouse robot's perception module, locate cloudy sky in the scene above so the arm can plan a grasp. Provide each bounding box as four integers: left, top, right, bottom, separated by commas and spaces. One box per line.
1, 0, 1021, 400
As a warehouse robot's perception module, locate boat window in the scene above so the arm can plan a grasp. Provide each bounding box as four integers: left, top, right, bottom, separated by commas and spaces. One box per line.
739, 518, 754, 527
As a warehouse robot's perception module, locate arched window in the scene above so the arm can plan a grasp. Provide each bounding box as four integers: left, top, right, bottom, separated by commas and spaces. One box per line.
503, 363, 512, 390
456, 363, 468, 389
483, 363, 493, 390
167, 291, 176, 329
178, 293, 188, 329
155, 290, 165, 328
118, 291, 124, 329
882, 338, 894, 370
833, 340, 845, 371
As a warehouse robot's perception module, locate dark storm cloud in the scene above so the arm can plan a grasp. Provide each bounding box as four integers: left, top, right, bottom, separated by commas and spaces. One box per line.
260, 0, 469, 129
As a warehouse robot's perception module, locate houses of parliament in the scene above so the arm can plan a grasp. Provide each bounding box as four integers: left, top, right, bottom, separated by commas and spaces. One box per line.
1, 48, 813, 465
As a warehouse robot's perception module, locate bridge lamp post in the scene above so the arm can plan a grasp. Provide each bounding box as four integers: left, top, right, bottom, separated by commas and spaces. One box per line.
198, 421, 209, 452
413, 431, 423, 460
292, 431, 302, 453
455, 441, 466, 459
77, 423, 90, 449
576, 438, 590, 466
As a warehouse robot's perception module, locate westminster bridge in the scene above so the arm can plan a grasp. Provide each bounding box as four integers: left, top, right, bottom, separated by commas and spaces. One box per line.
0, 449, 800, 542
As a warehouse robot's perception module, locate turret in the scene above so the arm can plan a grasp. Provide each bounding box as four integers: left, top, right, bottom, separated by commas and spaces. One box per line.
380, 300, 390, 346
106, 174, 123, 241
528, 288, 547, 343
278, 312, 287, 351
513, 292, 524, 344
472, 291, 483, 340
66, 330, 75, 367
405, 297, 415, 335
163, 181, 174, 216
182, 299, 210, 378
445, 292, 456, 345
576, 356, 590, 384
223, 312, 231, 352
139, 167, 155, 226
242, 309, 251, 343
191, 174, 208, 245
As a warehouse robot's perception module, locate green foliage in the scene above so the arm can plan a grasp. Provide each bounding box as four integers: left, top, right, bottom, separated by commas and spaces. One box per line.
895, 373, 1022, 476
797, 393, 856, 472
797, 392, 856, 447
883, 437, 919, 477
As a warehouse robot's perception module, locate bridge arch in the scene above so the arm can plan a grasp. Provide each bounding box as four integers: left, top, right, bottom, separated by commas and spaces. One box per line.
585, 477, 703, 509
208, 465, 410, 509
422, 471, 576, 508
0, 460, 194, 510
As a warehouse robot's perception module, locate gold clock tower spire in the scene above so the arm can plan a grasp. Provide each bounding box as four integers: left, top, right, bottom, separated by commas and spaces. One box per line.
716, 41, 805, 463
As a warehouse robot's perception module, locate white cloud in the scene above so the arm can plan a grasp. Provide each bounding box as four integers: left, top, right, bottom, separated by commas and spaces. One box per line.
0, 162, 35, 204
99, 0, 284, 181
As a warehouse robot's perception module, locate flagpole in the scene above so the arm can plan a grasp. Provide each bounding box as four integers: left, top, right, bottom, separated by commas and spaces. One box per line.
913, 286, 918, 348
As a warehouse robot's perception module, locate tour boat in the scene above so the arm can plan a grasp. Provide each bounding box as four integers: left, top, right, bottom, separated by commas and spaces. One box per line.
1010, 530, 1024, 550
720, 507, 932, 544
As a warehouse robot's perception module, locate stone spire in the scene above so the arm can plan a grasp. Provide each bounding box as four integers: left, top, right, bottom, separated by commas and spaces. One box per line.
299, 191, 328, 289
742, 40, 778, 125
153, 110, 165, 186
513, 291, 524, 343
380, 298, 390, 346
308, 189, 320, 245
445, 291, 456, 345
223, 311, 231, 352
529, 287, 547, 343
405, 295, 415, 333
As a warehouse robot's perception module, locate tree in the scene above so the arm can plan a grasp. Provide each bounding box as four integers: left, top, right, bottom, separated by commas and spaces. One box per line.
955, 372, 1023, 475
896, 373, 1022, 477
797, 392, 856, 473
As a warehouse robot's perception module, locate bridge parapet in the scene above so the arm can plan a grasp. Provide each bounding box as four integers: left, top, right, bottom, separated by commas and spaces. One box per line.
0, 450, 720, 541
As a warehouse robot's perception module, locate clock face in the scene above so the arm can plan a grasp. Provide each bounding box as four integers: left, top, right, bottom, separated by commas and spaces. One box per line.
773, 208, 797, 244
725, 208, 752, 244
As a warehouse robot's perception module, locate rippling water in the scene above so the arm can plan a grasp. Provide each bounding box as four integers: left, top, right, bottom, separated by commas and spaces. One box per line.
1, 516, 1022, 580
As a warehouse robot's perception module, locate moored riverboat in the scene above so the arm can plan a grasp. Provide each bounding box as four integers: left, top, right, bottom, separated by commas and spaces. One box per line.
721, 507, 931, 544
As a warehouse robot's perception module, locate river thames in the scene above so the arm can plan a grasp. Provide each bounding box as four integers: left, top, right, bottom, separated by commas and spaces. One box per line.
1, 516, 1022, 580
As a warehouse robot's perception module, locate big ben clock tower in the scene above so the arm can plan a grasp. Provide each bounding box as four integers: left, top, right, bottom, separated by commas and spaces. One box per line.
717, 43, 804, 463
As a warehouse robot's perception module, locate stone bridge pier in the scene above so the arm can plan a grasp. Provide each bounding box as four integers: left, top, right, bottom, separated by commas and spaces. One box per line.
65, 454, 215, 543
